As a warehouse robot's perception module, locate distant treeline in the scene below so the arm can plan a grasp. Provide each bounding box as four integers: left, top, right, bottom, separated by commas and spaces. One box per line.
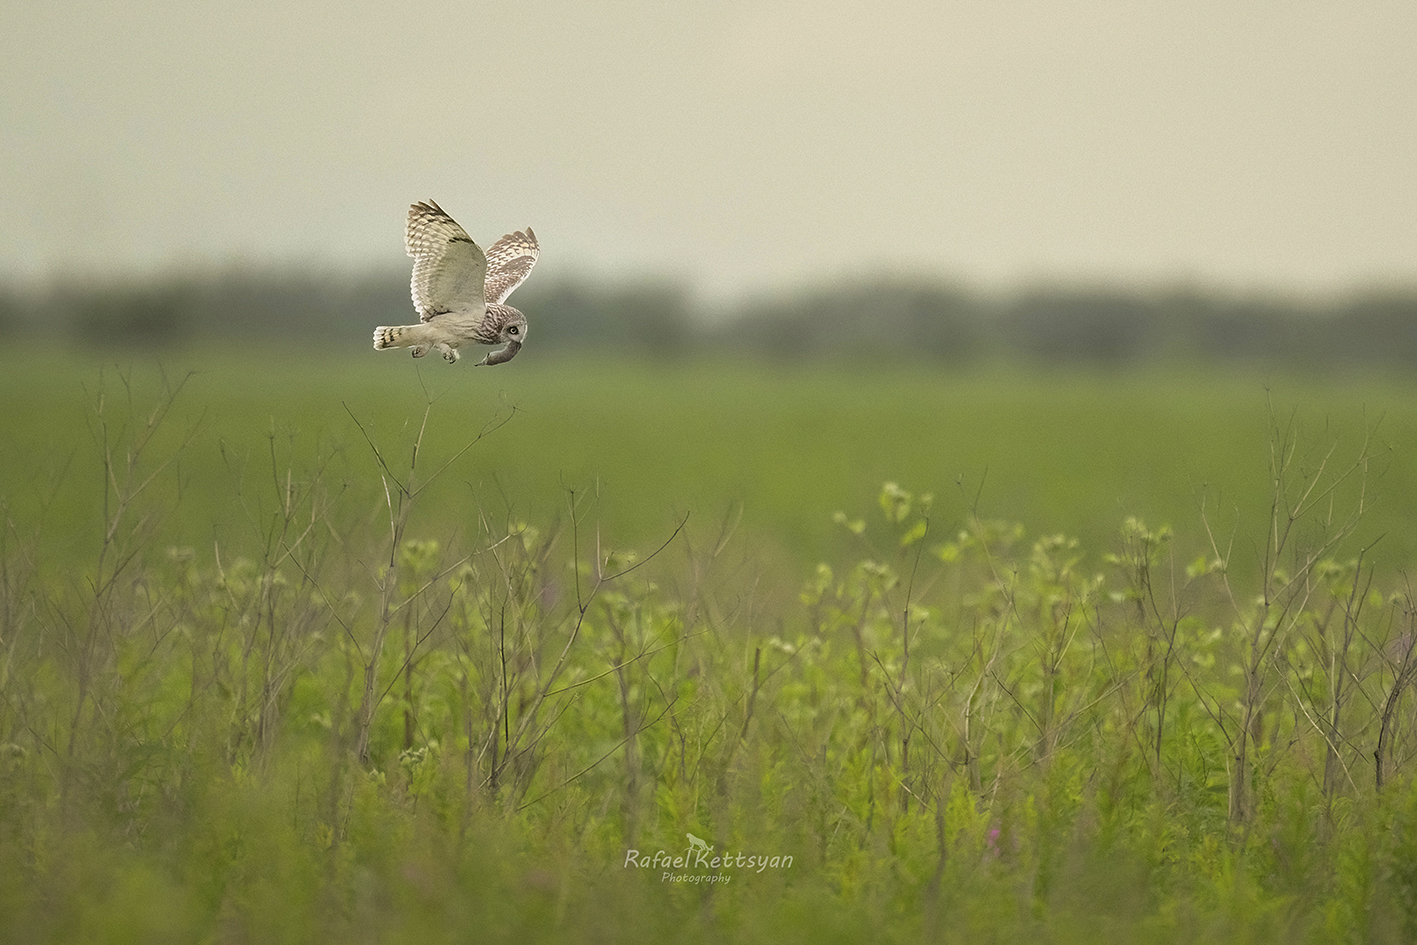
3, 267, 1416, 366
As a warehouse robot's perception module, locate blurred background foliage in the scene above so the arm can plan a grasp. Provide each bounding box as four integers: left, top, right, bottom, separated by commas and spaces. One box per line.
4, 268, 1416, 368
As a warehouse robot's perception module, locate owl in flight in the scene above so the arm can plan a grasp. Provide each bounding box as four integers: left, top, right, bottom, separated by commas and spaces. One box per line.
373, 200, 539, 365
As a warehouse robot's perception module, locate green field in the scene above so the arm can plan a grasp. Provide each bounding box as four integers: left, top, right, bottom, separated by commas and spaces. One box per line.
4, 349, 1417, 942
4, 349, 1412, 582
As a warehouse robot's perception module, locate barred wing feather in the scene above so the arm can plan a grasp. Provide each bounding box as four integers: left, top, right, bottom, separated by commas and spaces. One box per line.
483, 227, 539, 305
406, 200, 488, 322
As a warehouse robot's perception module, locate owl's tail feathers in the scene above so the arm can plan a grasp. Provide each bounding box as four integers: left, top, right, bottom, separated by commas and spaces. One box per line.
373, 326, 401, 349
374, 325, 438, 359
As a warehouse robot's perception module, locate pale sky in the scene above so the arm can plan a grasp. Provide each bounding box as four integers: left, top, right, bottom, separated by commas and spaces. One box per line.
2, 1, 1415, 301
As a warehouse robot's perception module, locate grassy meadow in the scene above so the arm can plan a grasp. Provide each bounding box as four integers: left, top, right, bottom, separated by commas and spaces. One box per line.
4, 346, 1417, 942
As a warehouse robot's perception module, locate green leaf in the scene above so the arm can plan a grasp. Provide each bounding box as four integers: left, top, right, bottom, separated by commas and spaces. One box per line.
899, 519, 927, 548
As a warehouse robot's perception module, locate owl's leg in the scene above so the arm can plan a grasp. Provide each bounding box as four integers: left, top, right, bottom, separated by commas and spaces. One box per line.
411, 344, 430, 358
435, 343, 460, 363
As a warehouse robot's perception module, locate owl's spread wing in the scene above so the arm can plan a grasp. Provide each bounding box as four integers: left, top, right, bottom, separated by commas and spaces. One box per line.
406, 201, 488, 322
483, 227, 540, 305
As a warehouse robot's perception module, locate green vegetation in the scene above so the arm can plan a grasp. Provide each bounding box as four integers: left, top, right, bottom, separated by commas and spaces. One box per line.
4, 351, 1417, 942
6, 350, 1417, 580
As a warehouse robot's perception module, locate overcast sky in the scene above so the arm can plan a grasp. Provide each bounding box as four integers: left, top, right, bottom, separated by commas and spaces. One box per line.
2, 1, 1415, 300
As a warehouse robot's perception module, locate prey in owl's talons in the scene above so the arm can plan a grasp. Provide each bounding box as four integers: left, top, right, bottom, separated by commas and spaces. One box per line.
476, 340, 521, 366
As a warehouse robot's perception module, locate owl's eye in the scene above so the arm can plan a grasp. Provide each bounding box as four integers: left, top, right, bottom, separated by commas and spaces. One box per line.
508, 325, 520, 335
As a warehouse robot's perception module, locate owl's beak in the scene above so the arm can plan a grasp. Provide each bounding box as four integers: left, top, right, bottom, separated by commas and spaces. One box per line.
477, 340, 522, 366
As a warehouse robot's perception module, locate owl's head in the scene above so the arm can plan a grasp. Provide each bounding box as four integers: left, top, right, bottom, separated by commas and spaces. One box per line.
499, 310, 528, 345
478, 303, 528, 365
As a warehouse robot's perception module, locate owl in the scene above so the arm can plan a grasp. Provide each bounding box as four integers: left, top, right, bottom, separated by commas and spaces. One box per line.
373, 200, 540, 365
